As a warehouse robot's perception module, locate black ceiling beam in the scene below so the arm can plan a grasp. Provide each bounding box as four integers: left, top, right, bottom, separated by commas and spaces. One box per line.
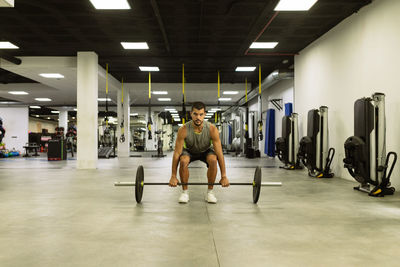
150, 0, 171, 54
0, 52, 21, 65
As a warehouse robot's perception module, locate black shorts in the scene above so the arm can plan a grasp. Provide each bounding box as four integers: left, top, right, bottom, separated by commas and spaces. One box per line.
180, 148, 216, 167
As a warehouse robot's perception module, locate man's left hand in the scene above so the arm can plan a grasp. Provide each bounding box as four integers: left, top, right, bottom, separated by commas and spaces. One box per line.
219, 176, 230, 187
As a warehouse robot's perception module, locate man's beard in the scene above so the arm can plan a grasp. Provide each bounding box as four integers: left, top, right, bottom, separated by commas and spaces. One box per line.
194, 119, 203, 126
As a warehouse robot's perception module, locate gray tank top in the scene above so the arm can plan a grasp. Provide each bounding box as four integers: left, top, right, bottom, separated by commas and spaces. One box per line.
184, 120, 212, 153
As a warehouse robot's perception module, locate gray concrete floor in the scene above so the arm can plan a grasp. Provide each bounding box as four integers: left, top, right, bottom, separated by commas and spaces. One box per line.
1, 154, 400, 267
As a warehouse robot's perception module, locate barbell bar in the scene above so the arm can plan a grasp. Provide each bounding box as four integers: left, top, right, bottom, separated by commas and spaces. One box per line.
114, 165, 282, 204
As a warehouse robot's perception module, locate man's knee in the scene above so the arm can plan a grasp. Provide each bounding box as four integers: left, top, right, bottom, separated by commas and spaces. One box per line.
179, 157, 190, 168
207, 155, 217, 167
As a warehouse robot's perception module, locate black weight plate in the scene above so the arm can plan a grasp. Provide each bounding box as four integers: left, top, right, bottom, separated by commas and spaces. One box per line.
253, 166, 262, 203
135, 165, 144, 203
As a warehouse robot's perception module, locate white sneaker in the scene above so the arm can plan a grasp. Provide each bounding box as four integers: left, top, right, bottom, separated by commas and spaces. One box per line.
178, 192, 189, 203
206, 191, 217, 204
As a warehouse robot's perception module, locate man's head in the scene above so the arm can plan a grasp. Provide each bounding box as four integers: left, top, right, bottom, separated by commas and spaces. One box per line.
190, 102, 206, 127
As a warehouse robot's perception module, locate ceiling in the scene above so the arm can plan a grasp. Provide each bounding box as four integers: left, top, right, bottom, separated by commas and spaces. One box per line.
0, 0, 371, 86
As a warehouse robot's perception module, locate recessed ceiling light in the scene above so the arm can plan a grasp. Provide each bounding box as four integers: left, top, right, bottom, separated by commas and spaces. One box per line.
178, 124, 183, 126
211, 108, 222, 111
47, 117, 51, 120
152, 91, 168, 95
172, 114, 180, 117
223, 91, 239, 95
0, 41, 18, 49
249, 42, 278, 49
205, 116, 212, 118
51, 111, 60, 114
0, 0, 14, 7
165, 108, 176, 111
274, 0, 318, 11
73, 108, 77, 111
218, 98, 231, 101
39, 73, 64, 79
30, 106, 41, 109
8, 91, 28, 95
72, 117, 76, 119
89, 0, 131, 9
158, 98, 171, 101
35, 98, 52, 102
235, 67, 256, 72
98, 98, 112, 101
0, 101, 17, 104
35, 115, 40, 117
169, 110, 178, 113
130, 113, 138, 116
121, 42, 149, 49
139, 66, 160, 72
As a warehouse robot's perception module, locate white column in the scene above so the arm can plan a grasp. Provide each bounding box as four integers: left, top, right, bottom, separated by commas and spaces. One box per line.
58, 110, 68, 138
76, 52, 98, 169
117, 88, 130, 157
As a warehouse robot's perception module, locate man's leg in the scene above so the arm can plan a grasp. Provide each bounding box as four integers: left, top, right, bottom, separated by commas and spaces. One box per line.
179, 155, 190, 190
206, 154, 218, 190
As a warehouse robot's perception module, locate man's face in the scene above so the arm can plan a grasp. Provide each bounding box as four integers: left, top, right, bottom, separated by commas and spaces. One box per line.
191, 108, 205, 126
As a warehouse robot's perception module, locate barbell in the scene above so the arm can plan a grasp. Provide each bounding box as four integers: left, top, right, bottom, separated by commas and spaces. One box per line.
114, 165, 282, 203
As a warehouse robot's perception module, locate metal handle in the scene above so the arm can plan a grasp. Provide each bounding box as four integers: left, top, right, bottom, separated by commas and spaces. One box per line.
114, 182, 282, 186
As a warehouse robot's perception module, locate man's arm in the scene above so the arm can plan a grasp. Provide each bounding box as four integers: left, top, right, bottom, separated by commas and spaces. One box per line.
170, 126, 186, 183
210, 125, 229, 186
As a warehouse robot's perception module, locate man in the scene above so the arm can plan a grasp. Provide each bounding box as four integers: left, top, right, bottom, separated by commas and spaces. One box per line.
169, 102, 230, 203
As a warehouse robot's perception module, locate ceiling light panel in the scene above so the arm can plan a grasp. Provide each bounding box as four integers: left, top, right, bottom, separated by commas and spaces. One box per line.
35, 98, 52, 102
121, 42, 149, 49
223, 91, 239, 95
274, 0, 318, 11
139, 66, 160, 72
89, 0, 131, 9
152, 91, 168, 95
157, 98, 171, 101
39, 73, 64, 78
98, 98, 112, 101
0, 41, 18, 49
235, 67, 256, 72
30, 106, 41, 109
218, 98, 231, 101
249, 42, 278, 49
8, 91, 28, 95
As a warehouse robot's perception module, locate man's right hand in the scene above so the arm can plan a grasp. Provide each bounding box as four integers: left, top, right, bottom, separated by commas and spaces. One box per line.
169, 175, 179, 187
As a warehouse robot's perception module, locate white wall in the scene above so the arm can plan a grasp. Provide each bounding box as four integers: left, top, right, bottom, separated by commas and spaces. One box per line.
294, 0, 400, 186
29, 118, 58, 133
247, 79, 294, 156
0, 107, 28, 152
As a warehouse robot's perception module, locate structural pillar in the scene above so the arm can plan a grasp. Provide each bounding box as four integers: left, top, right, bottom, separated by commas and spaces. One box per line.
58, 110, 68, 138
117, 88, 130, 157
77, 52, 98, 169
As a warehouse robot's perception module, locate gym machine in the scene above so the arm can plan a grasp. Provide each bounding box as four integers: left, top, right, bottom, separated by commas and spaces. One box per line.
343, 93, 397, 196
275, 113, 302, 169
298, 106, 335, 178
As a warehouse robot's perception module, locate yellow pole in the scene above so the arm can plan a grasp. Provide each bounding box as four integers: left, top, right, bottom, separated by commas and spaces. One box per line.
259, 64, 261, 95
148, 72, 151, 99
245, 78, 248, 102
218, 71, 220, 98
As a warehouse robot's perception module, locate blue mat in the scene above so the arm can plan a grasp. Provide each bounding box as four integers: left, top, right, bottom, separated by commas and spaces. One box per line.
265, 109, 275, 157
